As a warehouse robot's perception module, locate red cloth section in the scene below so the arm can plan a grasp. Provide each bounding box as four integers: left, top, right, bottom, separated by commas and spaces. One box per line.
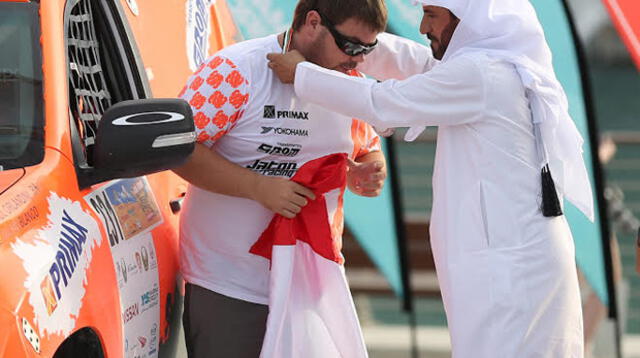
249, 153, 348, 264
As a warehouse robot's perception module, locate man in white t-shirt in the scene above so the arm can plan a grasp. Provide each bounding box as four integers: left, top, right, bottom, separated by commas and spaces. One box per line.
173, 0, 388, 356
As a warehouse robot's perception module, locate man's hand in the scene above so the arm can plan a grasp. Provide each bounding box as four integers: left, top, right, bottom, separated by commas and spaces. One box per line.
346, 158, 386, 197
252, 175, 316, 219
267, 50, 306, 84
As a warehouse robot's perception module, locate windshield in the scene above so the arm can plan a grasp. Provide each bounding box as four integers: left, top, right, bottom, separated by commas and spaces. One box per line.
0, 2, 44, 171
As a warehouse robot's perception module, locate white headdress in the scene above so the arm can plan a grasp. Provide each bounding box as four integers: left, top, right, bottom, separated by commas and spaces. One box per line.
414, 0, 594, 220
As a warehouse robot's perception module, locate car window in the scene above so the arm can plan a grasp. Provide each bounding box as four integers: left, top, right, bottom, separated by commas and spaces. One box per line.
66, 0, 145, 167
0, 3, 44, 171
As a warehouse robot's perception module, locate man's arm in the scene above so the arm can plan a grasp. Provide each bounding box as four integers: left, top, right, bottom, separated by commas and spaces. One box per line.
173, 143, 315, 219
358, 32, 436, 81
176, 54, 315, 218
288, 57, 485, 129
266, 52, 484, 128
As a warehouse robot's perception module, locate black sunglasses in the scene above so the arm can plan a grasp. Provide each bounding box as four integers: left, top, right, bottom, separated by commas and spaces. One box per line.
315, 10, 378, 56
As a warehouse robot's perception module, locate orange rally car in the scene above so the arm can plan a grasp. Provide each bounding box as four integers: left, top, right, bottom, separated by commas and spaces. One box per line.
0, 0, 239, 357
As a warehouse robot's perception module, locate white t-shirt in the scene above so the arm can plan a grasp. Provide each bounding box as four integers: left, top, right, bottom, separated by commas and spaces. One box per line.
178, 34, 381, 305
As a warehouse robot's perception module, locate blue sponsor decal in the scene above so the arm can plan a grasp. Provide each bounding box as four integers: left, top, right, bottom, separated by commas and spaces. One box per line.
193, 0, 208, 67
48, 210, 89, 300
188, 0, 213, 69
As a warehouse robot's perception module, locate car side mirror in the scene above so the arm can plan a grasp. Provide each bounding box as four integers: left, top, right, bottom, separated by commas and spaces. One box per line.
81, 98, 195, 187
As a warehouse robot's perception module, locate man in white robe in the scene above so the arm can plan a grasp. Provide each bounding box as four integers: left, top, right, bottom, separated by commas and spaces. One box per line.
267, 1, 595, 357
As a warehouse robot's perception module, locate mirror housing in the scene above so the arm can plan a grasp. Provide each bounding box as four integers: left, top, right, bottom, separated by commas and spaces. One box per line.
79, 99, 195, 188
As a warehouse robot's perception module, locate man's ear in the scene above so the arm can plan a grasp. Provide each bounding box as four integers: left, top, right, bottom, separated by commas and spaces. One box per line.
305, 10, 322, 32
297, 10, 323, 41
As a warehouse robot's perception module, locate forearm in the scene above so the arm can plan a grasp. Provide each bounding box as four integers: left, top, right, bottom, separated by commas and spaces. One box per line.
172, 143, 259, 200
359, 32, 435, 81
294, 58, 485, 128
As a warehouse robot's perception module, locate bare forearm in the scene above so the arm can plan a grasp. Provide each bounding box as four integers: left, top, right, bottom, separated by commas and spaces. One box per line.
172, 143, 259, 200
173, 143, 316, 218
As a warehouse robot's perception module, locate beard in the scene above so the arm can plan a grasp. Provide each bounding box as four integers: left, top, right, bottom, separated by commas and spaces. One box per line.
303, 33, 326, 67
304, 32, 333, 69
429, 17, 459, 60
429, 37, 444, 60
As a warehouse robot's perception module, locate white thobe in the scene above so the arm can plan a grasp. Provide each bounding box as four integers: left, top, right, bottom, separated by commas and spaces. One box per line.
293, 33, 584, 357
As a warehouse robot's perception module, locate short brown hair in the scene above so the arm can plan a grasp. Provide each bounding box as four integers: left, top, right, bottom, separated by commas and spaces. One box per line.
292, 0, 387, 33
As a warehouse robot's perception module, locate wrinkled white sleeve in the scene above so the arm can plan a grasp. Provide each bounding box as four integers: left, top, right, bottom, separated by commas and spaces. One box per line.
294, 56, 486, 129
358, 32, 436, 81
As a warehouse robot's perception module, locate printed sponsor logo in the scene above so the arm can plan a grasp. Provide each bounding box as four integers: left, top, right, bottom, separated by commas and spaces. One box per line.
263, 105, 275, 118
135, 250, 144, 273
116, 257, 128, 286
140, 284, 159, 313
0, 183, 38, 221
122, 302, 140, 324
40, 276, 58, 315
138, 336, 147, 348
260, 126, 308, 137
257, 143, 301, 157
141, 246, 149, 271
132, 245, 154, 276
11, 194, 101, 337
246, 160, 298, 177
263, 105, 309, 120
186, 0, 215, 71
112, 111, 184, 126
149, 324, 158, 355
2, 206, 41, 243
46, 210, 89, 302
0, 184, 39, 241
148, 242, 158, 270
18, 206, 39, 229
128, 259, 141, 277
277, 110, 309, 120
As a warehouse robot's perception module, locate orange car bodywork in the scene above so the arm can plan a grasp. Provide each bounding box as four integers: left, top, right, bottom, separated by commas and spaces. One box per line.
0, 0, 238, 357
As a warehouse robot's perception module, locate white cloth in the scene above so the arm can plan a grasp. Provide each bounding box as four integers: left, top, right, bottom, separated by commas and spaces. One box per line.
179, 34, 380, 305
260, 242, 368, 358
293, 32, 584, 357
358, 32, 438, 141
418, 0, 594, 221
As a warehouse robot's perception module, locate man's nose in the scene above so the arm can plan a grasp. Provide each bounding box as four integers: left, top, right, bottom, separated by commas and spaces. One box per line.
420, 16, 431, 34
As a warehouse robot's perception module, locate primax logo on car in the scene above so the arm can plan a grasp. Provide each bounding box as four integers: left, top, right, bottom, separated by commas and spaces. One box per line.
11, 194, 102, 337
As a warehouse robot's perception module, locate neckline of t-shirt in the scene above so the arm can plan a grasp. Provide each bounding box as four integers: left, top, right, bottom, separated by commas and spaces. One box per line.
272, 33, 283, 53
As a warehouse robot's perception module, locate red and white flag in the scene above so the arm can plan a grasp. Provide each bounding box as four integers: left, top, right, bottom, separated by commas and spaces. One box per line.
250, 153, 368, 358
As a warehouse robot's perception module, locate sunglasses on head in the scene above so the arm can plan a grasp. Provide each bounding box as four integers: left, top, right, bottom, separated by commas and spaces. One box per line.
315, 10, 378, 56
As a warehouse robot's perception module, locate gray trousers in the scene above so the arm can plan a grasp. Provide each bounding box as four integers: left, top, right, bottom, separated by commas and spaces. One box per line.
183, 283, 268, 358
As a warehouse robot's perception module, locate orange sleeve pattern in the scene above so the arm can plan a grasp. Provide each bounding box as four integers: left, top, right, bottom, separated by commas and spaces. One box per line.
350, 119, 382, 160
179, 55, 250, 148
347, 69, 382, 159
